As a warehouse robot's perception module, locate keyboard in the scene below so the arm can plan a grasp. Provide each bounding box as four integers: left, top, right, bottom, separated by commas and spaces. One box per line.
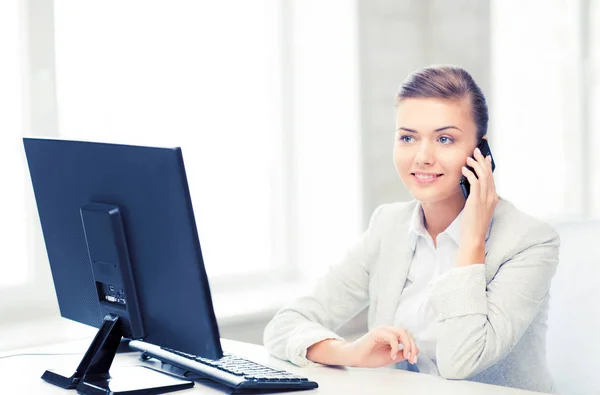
129, 340, 318, 392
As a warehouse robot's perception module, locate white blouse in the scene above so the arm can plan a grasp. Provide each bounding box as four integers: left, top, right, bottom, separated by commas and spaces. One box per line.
393, 202, 463, 375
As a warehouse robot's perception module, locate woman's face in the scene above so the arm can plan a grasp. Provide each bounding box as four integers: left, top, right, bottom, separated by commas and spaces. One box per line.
393, 97, 479, 204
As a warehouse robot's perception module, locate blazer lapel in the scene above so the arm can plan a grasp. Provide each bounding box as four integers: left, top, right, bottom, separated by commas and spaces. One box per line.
373, 219, 416, 327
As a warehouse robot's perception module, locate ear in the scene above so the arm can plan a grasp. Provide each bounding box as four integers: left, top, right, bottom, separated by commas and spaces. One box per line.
481, 136, 488, 141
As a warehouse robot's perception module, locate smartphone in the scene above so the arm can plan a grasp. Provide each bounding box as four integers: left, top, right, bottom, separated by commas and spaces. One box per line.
459, 139, 496, 199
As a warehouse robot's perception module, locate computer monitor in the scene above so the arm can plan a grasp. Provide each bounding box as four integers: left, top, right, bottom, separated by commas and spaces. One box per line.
23, 137, 224, 394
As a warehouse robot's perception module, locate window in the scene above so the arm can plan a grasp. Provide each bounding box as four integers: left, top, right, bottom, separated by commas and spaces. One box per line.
590, 0, 600, 216
491, 0, 596, 220
53, 1, 285, 280
0, 0, 28, 287
286, 0, 362, 279
1, 1, 362, 327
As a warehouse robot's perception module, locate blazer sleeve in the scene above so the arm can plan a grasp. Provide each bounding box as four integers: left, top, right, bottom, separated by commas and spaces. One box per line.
262, 205, 385, 367
429, 223, 560, 379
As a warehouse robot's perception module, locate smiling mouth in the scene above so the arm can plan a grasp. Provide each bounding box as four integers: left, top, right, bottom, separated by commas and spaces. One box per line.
411, 173, 443, 180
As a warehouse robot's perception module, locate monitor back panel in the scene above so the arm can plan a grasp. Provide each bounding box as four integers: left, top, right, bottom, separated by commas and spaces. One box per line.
23, 138, 222, 358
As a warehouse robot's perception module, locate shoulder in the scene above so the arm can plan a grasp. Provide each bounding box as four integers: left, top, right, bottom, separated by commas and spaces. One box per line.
368, 200, 417, 235
493, 198, 559, 241
490, 198, 560, 256
368, 200, 416, 231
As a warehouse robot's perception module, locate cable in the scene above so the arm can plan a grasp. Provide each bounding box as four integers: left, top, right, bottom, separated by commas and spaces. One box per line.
0, 352, 83, 360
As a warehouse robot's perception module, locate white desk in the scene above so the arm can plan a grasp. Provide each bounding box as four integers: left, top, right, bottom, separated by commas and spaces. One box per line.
0, 338, 549, 395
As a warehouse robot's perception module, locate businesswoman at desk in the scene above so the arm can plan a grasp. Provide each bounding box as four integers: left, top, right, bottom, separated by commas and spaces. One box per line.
264, 65, 560, 393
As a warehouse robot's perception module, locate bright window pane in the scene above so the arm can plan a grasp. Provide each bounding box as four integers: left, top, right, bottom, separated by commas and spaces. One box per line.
0, 0, 28, 287
491, 0, 581, 220
590, 0, 600, 217
53, 1, 283, 277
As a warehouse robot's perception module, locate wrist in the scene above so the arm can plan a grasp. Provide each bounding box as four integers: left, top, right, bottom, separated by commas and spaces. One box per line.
460, 236, 485, 249
457, 242, 486, 266
339, 341, 360, 367
306, 339, 351, 366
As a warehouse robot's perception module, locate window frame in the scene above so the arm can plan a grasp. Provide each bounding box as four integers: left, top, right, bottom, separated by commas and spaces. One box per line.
0, 0, 60, 321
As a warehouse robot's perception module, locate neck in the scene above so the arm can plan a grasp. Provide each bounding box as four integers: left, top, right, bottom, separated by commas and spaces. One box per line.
420, 191, 465, 239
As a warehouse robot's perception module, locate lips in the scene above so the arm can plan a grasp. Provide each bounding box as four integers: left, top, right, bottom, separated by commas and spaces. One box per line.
411, 172, 443, 184
411, 173, 443, 179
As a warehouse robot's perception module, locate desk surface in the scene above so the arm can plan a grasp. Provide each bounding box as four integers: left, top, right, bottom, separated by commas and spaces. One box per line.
0, 338, 549, 395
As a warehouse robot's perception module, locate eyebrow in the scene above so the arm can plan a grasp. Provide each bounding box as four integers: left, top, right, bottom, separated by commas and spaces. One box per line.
397, 126, 462, 133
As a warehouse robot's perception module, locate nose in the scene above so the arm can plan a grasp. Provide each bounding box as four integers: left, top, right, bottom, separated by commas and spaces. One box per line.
414, 141, 435, 166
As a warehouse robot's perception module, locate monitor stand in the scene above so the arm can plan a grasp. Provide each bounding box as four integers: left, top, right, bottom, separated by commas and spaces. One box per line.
41, 314, 194, 394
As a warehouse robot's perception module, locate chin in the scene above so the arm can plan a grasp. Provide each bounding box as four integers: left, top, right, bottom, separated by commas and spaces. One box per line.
411, 192, 444, 203
409, 187, 458, 204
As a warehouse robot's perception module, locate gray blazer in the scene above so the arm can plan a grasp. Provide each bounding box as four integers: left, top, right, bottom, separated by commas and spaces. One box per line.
264, 199, 560, 393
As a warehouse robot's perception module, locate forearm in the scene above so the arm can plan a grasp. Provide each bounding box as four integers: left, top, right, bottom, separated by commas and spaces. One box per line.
306, 339, 353, 366
264, 310, 344, 367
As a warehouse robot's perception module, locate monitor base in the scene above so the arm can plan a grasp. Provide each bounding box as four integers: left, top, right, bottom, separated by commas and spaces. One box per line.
75, 365, 194, 395
41, 314, 193, 394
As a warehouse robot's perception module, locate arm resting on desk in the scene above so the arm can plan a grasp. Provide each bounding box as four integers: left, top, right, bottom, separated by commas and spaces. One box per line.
263, 206, 386, 366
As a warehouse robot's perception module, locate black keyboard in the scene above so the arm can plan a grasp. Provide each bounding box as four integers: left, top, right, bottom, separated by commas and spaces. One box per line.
129, 340, 318, 392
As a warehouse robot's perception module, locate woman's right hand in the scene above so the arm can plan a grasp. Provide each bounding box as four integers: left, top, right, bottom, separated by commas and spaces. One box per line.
344, 326, 419, 368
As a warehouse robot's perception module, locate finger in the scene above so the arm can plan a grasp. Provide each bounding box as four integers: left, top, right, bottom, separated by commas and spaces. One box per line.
473, 148, 493, 182
405, 331, 417, 364
467, 155, 488, 200
386, 327, 417, 362
461, 166, 479, 199
475, 148, 493, 197
466, 156, 488, 201
394, 329, 412, 362
405, 332, 418, 364
376, 329, 400, 361
475, 147, 493, 171
486, 153, 493, 169
476, 149, 494, 197
486, 155, 499, 201
410, 335, 419, 364
466, 155, 489, 179
387, 333, 400, 361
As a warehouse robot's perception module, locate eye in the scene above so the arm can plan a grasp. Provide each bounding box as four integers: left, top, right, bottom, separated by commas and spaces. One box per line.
438, 136, 454, 144
399, 135, 414, 143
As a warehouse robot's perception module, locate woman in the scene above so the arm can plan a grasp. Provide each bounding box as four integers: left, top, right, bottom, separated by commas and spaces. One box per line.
263, 65, 560, 393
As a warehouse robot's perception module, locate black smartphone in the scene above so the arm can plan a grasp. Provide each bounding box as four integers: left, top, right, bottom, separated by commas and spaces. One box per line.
460, 139, 496, 199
